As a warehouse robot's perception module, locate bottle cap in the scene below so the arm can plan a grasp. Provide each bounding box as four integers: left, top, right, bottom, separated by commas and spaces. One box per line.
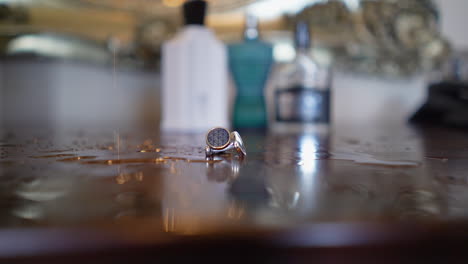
294, 21, 311, 50
183, 0, 207, 26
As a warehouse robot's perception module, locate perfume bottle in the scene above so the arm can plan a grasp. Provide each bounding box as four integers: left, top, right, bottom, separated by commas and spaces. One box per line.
161, 0, 229, 132
228, 15, 273, 130
270, 22, 331, 133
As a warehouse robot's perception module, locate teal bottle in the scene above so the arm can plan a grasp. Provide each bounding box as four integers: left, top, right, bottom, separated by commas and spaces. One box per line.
228, 15, 273, 130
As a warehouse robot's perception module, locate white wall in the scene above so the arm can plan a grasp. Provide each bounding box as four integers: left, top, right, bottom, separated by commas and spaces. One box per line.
437, 0, 468, 50
332, 72, 426, 127
1, 60, 159, 130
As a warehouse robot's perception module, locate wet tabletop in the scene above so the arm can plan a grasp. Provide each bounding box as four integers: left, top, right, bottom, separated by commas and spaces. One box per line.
0, 125, 468, 237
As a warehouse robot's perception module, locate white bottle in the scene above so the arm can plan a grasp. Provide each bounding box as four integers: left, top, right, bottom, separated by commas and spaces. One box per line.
161, 0, 229, 132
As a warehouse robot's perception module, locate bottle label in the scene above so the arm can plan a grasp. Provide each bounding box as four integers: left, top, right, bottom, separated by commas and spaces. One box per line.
275, 86, 330, 123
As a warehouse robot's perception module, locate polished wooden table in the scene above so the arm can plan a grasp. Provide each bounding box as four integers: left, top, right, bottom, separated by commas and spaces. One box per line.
1, 124, 468, 263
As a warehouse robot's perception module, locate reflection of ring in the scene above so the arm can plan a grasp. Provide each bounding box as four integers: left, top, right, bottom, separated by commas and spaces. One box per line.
205, 127, 247, 157
206, 157, 243, 183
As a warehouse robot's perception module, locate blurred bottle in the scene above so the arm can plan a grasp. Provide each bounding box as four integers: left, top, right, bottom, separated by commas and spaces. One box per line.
269, 22, 331, 133
161, 0, 229, 132
410, 50, 468, 127
228, 14, 273, 130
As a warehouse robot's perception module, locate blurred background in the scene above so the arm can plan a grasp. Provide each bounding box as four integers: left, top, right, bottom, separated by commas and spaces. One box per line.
0, 0, 466, 130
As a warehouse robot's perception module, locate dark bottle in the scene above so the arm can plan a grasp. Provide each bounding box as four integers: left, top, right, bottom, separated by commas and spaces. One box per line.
270, 21, 331, 133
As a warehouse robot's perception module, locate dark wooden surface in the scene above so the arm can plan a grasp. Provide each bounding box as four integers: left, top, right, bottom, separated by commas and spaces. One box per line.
1, 124, 468, 262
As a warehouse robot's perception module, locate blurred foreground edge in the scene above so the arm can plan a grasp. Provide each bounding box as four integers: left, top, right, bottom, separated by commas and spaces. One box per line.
1, 223, 468, 264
